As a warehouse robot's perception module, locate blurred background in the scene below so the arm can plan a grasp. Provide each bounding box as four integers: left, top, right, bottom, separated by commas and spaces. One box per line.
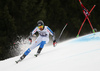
0, 0, 100, 60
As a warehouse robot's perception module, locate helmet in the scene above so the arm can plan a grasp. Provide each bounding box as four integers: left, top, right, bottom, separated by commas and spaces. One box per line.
37, 20, 44, 26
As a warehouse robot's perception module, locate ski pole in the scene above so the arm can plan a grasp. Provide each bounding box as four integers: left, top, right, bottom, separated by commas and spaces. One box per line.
57, 23, 68, 42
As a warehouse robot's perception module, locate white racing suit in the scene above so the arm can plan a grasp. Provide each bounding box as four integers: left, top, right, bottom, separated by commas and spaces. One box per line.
24, 26, 55, 56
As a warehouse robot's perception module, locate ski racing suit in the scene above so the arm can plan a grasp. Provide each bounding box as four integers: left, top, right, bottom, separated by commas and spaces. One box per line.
24, 26, 55, 56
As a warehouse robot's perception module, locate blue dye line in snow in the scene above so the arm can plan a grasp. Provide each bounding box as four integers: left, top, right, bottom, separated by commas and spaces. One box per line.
73, 32, 100, 42
66, 48, 100, 58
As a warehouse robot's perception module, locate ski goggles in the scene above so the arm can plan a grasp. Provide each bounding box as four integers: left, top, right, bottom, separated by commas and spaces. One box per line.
38, 25, 43, 29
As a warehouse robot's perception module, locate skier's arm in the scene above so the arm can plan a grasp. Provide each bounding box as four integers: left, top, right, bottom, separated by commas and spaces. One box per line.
47, 26, 57, 47
47, 26, 55, 39
47, 26, 53, 35
29, 27, 37, 44
32, 27, 38, 36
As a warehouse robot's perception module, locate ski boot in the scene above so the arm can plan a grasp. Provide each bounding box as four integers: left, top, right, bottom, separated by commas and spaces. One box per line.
34, 47, 42, 57
15, 54, 26, 63
34, 53, 40, 57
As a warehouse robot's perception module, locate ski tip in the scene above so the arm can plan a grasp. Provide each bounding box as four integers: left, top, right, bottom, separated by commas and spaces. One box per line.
66, 23, 68, 25
94, 5, 96, 6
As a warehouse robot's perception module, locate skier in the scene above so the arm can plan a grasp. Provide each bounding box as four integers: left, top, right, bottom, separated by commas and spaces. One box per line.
16, 20, 57, 63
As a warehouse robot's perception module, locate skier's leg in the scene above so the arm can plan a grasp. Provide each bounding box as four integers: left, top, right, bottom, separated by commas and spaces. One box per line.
34, 41, 46, 57
19, 36, 42, 60
15, 36, 42, 63
20, 48, 31, 60
37, 41, 46, 54
36, 37, 49, 54
37, 48, 43, 54
29, 36, 42, 50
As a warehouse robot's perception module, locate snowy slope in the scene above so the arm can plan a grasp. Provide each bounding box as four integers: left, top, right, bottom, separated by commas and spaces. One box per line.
0, 32, 100, 71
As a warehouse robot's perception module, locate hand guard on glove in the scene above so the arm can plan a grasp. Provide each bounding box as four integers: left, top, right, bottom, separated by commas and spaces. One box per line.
29, 37, 32, 44
53, 40, 57, 47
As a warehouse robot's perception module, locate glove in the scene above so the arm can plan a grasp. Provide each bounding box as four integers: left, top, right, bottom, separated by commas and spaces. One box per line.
53, 40, 57, 47
29, 37, 32, 44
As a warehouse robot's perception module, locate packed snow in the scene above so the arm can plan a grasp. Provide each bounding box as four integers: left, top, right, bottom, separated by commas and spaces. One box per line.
0, 32, 100, 71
